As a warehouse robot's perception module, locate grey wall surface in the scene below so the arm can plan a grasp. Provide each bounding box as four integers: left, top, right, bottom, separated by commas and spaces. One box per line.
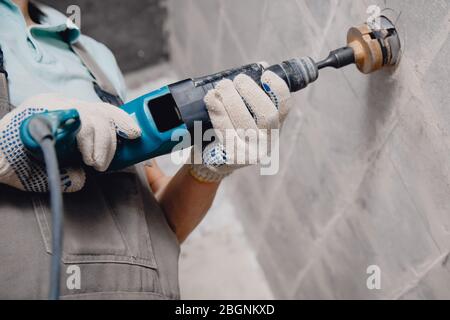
168, 0, 450, 299
40, 0, 168, 73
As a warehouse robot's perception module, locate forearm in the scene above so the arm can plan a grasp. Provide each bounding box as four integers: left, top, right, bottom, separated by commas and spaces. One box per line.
145, 162, 220, 243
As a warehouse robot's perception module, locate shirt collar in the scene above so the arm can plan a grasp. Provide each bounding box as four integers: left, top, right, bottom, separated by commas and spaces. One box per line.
1, 0, 81, 43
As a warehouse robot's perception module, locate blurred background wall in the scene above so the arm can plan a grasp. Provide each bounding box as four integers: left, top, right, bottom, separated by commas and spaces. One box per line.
39, 0, 169, 73
39, 0, 450, 299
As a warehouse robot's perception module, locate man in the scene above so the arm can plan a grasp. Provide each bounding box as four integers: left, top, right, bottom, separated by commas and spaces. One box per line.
0, 0, 291, 299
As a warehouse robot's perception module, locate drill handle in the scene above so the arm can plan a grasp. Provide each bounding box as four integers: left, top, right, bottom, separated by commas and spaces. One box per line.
193, 57, 318, 93
173, 57, 319, 137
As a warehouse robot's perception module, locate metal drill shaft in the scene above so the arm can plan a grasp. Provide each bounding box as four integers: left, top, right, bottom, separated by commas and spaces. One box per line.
316, 46, 355, 70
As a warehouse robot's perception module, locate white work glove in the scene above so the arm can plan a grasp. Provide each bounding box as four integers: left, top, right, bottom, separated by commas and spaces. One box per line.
0, 94, 141, 193
189, 70, 291, 182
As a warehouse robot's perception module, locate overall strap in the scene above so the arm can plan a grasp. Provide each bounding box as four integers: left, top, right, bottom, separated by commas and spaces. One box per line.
0, 45, 10, 104
0, 45, 12, 119
71, 41, 124, 107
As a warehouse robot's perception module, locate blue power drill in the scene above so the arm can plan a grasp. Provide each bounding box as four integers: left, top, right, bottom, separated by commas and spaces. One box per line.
19, 17, 402, 172
20, 56, 334, 170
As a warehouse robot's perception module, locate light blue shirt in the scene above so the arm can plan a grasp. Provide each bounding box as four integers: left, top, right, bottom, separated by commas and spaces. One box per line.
0, 0, 127, 107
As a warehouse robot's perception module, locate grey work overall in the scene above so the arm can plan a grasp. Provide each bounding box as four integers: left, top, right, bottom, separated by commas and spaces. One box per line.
0, 43, 180, 299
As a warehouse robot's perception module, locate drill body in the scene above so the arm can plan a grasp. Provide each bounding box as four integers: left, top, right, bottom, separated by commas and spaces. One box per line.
113, 62, 270, 170
20, 58, 319, 170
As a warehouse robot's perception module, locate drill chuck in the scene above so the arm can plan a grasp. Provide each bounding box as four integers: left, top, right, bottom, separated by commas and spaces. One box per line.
266, 57, 318, 92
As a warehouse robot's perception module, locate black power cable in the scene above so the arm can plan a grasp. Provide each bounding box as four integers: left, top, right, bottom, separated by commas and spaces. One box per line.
28, 116, 64, 300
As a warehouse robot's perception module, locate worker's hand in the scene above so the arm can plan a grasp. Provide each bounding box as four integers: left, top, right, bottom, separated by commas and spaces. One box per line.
21, 94, 142, 171
0, 104, 85, 193
0, 94, 141, 193
189, 70, 291, 182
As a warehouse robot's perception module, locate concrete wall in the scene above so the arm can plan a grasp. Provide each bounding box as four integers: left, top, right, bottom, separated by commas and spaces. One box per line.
168, 0, 450, 299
